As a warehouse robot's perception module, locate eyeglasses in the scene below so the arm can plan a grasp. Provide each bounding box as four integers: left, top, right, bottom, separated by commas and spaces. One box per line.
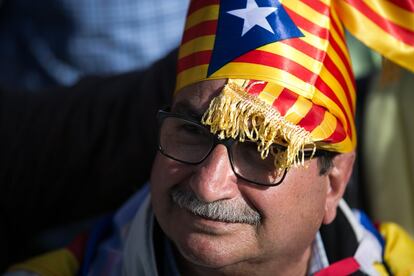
157, 109, 320, 186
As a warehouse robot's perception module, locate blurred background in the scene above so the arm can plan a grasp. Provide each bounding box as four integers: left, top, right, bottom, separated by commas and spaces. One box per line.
0, 0, 413, 272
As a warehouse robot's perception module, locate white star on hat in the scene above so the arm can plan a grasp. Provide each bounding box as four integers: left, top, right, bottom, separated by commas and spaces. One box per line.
227, 0, 278, 36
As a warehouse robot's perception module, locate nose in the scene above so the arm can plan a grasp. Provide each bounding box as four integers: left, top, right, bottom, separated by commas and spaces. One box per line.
189, 144, 239, 202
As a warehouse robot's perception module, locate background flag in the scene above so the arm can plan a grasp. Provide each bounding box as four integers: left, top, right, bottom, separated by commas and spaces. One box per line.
335, 0, 414, 72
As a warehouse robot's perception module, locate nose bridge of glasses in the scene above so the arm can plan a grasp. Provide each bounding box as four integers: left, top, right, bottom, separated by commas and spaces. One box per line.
212, 136, 234, 150
207, 137, 239, 166
199, 142, 240, 182
190, 143, 240, 202
205, 142, 232, 166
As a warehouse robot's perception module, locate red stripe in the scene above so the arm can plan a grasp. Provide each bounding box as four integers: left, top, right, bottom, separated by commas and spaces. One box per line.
300, 0, 330, 16
246, 80, 268, 96
344, 0, 414, 46
314, 257, 360, 276
273, 88, 298, 116
177, 50, 212, 73
297, 104, 326, 132
181, 20, 217, 44
388, 0, 414, 12
284, 6, 329, 39
187, 0, 220, 16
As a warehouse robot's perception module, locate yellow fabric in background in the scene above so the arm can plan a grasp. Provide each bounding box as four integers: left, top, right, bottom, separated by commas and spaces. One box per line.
8, 249, 79, 276
380, 223, 414, 275
363, 66, 414, 235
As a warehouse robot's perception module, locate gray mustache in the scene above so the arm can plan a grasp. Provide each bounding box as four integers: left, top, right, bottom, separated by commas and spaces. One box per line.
170, 188, 261, 225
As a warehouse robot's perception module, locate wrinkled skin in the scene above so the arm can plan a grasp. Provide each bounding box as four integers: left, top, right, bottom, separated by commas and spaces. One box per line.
150, 79, 355, 276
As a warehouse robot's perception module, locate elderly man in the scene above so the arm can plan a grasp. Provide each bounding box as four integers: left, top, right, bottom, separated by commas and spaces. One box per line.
7, 0, 414, 275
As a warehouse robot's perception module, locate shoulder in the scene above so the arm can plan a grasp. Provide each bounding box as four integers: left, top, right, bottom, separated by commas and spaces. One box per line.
319, 201, 414, 275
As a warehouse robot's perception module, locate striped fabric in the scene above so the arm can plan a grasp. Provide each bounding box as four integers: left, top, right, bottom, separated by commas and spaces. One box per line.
176, 0, 414, 154
335, 0, 414, 72
176, 0, 357, 152
243, 80, 350, 150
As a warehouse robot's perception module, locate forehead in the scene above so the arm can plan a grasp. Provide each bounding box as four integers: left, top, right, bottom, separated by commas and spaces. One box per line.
172, 79, 227, 115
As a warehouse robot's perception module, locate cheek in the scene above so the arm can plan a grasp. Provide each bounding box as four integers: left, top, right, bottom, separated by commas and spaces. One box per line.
247, 166, 327, 219
241, 163, 328, 252
150, 153, 193, 218
150, 153, 193, 191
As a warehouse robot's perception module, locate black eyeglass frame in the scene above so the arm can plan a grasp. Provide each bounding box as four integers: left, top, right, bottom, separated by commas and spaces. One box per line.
156, 108, 326, 187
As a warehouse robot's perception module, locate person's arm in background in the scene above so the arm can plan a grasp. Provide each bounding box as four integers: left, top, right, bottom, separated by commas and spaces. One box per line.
0, 50, 177, 270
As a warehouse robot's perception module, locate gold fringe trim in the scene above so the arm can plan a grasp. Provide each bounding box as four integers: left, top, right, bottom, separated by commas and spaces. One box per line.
201, 80, 315, 169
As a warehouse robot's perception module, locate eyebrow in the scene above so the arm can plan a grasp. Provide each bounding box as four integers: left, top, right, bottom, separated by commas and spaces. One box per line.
172, 101, 203, 121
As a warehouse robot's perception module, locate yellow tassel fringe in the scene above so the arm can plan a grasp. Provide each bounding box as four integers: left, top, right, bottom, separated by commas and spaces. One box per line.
201, 79, 315, 169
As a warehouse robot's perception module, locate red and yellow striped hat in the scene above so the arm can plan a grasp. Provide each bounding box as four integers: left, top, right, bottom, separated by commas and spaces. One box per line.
176, 0, 414, 168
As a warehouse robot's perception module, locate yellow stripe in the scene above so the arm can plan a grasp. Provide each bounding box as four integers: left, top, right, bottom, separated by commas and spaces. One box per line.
283, 1, 330, 30
365, 0, 414, 32
178, 35, 215, 59
310, 111, 337, 141
337, 1, 414, 72
259, 42, 324, 75
264, 82, 285, 98
212, 62, 315, 99
175, 64, 209, 92
284, 96, 313, 125
257, 83, 284, 105
185, 5, 219, 30
299, 29, 329, 52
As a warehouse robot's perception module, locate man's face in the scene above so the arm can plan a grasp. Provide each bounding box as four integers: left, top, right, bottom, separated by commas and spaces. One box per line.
150, 80, 345, 272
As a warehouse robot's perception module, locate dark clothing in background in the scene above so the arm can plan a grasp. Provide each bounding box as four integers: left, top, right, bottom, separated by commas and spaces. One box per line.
0, 0, 187, 90
0, 50, 177, 270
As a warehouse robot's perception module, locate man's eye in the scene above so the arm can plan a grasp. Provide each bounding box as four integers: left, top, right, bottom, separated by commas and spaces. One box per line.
179, 123, 204, 135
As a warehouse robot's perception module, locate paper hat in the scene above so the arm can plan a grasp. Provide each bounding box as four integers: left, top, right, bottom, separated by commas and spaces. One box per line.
176, 0, 414, 168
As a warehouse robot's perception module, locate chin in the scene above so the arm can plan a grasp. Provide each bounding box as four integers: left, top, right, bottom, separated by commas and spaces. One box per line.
173, 232, 250, 269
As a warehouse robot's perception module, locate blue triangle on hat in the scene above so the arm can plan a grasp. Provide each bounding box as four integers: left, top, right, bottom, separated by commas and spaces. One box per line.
207, 0, 304, 77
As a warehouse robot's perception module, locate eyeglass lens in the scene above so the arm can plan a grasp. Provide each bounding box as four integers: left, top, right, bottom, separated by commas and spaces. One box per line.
159, 117, 214, 163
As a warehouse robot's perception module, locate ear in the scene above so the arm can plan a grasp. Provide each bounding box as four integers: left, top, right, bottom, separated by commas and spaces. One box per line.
322, 151, 356, 225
